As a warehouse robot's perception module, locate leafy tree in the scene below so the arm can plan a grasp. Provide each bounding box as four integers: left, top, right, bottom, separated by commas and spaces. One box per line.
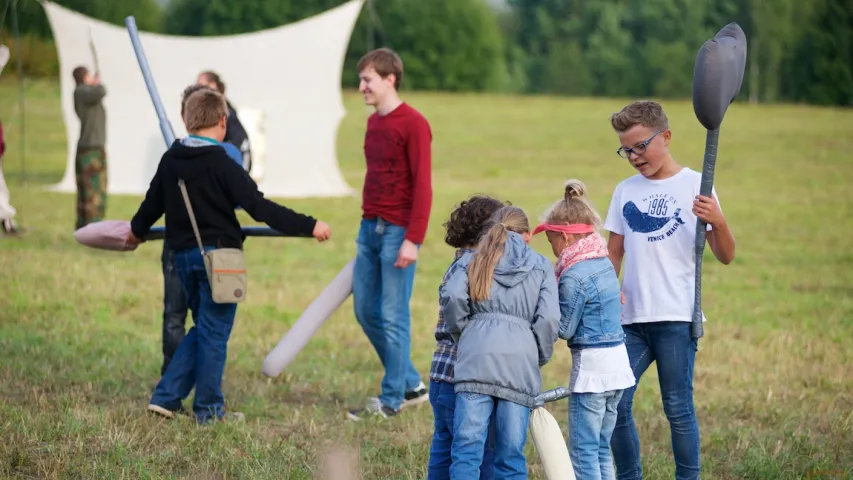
5, 0, 163, 38
163, 0, 341, 36
349, 0, 506, 92
781, 0, 853, 106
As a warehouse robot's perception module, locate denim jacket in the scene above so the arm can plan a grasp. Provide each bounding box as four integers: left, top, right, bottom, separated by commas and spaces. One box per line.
440, 232, 561, 408
558, 256, 625, 350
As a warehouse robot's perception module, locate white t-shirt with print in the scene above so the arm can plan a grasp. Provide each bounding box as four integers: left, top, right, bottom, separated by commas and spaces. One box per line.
603, 167, 719, 325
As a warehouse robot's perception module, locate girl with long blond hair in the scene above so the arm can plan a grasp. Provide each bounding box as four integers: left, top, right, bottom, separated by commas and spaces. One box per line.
440, 205, 560, 479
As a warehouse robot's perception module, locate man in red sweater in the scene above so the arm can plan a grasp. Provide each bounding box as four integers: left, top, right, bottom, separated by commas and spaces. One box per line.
347, 48, 433, 421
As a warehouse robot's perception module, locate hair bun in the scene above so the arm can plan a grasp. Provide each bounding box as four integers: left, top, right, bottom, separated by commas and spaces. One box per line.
564, 179, 588, 201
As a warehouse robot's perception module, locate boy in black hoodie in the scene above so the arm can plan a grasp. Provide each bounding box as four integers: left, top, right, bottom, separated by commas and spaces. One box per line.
127, 88, 331, 424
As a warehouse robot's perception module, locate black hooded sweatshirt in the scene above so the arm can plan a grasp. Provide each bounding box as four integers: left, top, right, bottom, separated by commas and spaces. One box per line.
130, 139, 316, 251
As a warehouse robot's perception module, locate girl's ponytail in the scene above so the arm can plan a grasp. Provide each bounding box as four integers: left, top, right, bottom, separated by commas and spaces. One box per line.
468, 206, 530, 302
545, 179, 602, 229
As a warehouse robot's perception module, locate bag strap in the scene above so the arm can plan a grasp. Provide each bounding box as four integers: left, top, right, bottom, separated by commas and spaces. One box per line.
178, 178, 205, 255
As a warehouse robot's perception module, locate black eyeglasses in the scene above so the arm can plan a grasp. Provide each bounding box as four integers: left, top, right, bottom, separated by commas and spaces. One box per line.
616, 130, 664, 159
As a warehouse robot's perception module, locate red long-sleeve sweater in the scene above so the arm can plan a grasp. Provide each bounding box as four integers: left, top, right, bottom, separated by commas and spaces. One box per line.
361, 102, 433, 245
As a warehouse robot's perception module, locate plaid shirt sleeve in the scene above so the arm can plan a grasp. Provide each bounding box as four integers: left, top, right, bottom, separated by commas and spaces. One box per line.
429, 249, 468, 383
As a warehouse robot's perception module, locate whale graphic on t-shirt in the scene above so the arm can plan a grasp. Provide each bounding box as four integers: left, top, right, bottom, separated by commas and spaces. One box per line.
623, 201, 685, 234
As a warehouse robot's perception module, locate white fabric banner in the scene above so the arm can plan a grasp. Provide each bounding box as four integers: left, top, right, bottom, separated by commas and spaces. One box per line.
42, 0, 363, 198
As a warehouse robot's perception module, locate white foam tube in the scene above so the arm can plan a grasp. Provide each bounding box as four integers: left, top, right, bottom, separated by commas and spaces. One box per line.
262, 259, 355, 377
529, 386, 576, 480
530, 406, 576, 480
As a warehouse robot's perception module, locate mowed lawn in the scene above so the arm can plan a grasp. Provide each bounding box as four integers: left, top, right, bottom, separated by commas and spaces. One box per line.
1, 78, 851, 479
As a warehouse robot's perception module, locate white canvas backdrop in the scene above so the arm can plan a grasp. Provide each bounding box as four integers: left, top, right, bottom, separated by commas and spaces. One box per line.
42, 0, 363, 198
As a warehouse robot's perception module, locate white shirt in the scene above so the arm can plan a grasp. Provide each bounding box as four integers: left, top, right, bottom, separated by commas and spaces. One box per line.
603, 167, 719, 325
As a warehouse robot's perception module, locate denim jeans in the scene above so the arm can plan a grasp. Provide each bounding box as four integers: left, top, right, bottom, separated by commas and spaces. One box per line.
150, 246, 238, 424
352, 218, 422, 411
569, 390, 623, 480
160, 243, 188, 376
610, 322, 700, 480
450, 392, 530, 480
428, 380, 496, 480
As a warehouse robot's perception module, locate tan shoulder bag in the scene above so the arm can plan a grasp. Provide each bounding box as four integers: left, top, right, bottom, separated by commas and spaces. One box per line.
178, 178, 247, 304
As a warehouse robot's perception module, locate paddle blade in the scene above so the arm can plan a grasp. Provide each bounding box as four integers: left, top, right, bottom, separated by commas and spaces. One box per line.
692, 23, 748, 130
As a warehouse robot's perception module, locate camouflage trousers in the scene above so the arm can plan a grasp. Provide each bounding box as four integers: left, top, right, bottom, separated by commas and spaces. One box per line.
75, 147, 107, 230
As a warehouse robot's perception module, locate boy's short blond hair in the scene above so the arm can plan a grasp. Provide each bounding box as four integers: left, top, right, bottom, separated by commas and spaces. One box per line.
180, 84, 213, 119
184, 88, 228, 132
611, 100, 670, 133
357, 48, 404, 89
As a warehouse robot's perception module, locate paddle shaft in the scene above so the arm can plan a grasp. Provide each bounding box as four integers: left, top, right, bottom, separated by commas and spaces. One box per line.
125, 17, 176, 146
692, 128, 719, 339
534, 386, 571, 406
143, 226, 296, 241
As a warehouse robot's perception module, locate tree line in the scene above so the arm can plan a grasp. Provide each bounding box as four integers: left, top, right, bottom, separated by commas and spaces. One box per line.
5, 0, 851, 106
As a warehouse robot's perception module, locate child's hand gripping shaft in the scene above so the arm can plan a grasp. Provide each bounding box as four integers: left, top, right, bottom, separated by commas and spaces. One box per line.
690, 22, 747, 339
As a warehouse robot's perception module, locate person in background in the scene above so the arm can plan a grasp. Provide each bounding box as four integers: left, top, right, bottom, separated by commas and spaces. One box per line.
196, 71, 252, 172
72, 65, 107, 230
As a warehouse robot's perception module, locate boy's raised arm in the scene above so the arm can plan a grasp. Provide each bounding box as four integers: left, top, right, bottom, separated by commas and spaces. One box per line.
77, 84, 106, 105
532, 267, 561, 367
219, 160, 317, 237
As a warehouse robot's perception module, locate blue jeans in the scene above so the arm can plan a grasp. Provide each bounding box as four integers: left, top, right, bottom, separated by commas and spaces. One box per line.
610, 322, 700, 480
428, 380, 496, 480
150, 246, 238, 424
161, 243, 188, 376
352, 218, 422, 411
450, 392, 530, 480
569, 390, 623, 480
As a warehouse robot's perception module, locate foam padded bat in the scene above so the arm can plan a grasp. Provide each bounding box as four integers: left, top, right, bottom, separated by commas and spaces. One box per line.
262, 259, 355, 377
530, 386, 576, 480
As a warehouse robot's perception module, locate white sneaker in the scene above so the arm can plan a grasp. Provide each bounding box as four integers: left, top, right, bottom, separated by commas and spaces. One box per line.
402, 381, 429, 408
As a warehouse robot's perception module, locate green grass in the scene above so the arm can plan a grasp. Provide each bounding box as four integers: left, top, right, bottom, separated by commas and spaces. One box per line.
1, 77, 852, 479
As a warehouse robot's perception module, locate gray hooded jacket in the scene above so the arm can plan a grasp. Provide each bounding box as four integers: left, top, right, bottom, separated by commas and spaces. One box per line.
439, 231, 561, 408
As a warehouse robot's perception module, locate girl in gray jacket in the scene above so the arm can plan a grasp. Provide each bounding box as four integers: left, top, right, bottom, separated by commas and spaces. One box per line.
440, 205, 561, 479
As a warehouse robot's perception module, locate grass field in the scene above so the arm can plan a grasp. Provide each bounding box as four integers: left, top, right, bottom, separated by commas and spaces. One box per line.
0, 78, 851, 479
